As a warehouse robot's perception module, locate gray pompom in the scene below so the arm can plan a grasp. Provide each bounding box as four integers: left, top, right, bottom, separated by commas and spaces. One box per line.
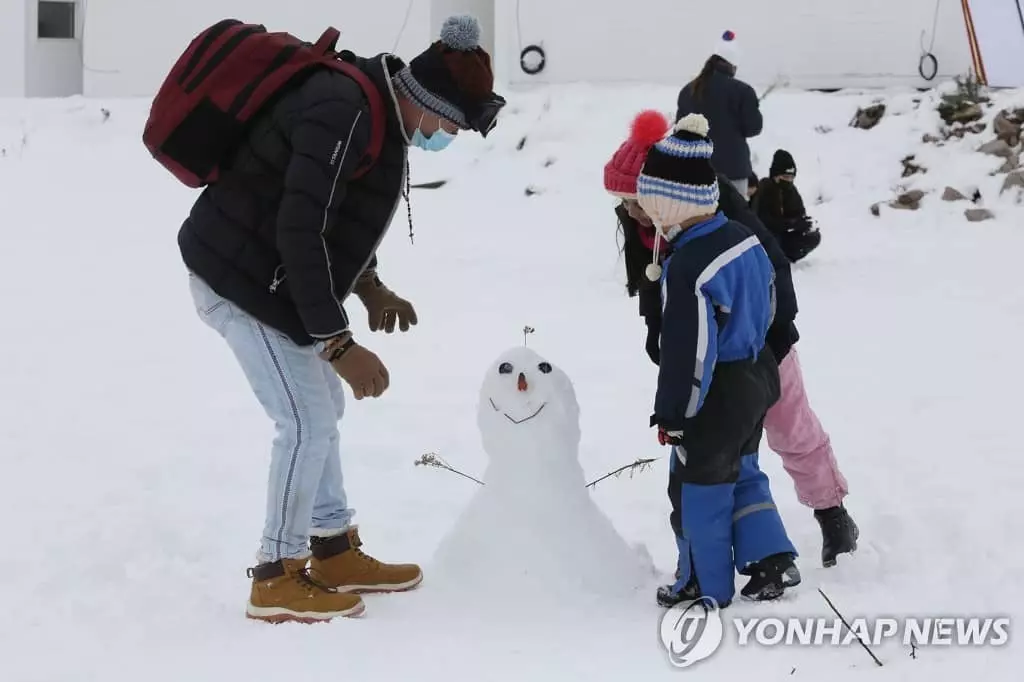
440, 15, 480, 51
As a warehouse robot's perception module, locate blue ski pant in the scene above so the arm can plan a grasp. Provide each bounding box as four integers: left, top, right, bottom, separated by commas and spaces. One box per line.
665, 351, 796, 605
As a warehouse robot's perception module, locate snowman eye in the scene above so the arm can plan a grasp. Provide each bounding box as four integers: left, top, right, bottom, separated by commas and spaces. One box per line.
538, 362, 552, 374
498, 362, 514, 374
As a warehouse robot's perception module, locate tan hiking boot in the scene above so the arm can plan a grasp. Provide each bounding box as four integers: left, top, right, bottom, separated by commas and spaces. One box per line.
309, 527, 423, 593
245, 557, 365, 623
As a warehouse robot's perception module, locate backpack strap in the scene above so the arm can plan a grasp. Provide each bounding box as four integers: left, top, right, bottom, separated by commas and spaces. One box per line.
335, 61, 385, 179
318, 38, 386, 180
313, 28, 340, 56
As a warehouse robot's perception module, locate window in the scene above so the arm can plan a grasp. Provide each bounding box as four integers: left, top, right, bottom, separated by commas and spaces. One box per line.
38, 1, 76, 39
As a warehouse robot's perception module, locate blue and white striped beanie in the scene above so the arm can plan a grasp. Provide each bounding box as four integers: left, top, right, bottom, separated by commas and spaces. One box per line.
636, 114, 720, 232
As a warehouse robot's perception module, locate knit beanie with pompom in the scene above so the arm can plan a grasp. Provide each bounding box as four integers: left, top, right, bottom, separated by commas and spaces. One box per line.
712, 29, 741, 68
604, 110, 671, 198
637, 113, 720, 231
636, 114, 720, 280
393, 15, 495, 130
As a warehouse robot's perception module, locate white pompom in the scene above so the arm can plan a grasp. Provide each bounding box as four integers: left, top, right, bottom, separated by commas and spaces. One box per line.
645, 263, 662, 281
674, 113, 710, 138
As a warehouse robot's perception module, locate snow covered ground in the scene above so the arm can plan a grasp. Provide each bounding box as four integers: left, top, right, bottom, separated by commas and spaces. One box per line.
2, 82, 1023, 680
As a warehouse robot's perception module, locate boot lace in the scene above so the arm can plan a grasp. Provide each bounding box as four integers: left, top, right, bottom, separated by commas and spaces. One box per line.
296, 566, 332, 593
353, 545, 381, 567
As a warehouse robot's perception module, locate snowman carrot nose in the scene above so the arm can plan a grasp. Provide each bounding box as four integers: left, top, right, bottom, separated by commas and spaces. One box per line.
517, 373, 528, 392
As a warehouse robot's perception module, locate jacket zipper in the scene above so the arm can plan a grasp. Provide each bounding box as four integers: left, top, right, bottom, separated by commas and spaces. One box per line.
267, 151, 401, 299
342, 69, 408, 300
269, 264, 287, 293
274, 56, 406, 302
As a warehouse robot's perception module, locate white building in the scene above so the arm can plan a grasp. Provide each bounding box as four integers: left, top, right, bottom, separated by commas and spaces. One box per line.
2, 0, 1023, 98
1, 0, 84, 96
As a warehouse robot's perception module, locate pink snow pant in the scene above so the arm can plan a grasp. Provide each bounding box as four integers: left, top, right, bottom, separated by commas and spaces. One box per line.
763, 346, 848, 509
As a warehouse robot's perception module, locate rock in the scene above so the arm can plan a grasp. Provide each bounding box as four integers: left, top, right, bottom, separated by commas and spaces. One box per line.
997, 153, 1021, 174
938, 101, 983, 125
901, 155, 926, 177
922, 133, 942, 144
965, 208, 995, 222
942, 187, 967, 201
978, 139, 1015, 157
870, 202, 882, 217
890, 189, 926, 210
851, 103, 886, 130
993, 110, 1022, 146
942, 122, 985, 140
1000, 170, 1024, 194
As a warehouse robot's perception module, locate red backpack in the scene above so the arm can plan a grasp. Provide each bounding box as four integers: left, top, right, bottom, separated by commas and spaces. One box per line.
143, 19, 386, 188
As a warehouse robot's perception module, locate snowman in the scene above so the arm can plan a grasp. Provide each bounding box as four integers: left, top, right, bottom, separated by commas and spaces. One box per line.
430, 347, 653, 606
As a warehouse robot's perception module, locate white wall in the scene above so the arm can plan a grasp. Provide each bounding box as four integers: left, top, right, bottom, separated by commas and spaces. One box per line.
495, 0, 975, 89
74, 0, 989, 98
25, 0, 84, 97
0, 0, 27, 97
82, 0, 432, 97
966, 0, 1024, 87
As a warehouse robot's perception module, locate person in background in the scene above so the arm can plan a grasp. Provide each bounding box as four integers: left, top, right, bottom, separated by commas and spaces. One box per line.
676, 30, 762, 197
636, 113, 800, 607
752, 149, 821, 263
747, 172, 759, 201
179, 15, 505, 624
605, 111, 858, 574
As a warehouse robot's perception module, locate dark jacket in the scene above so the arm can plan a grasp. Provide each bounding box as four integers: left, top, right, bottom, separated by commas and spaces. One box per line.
653, 214, 777, 432
751, 178, 821, 264
676, 63, 762, 179
717, 175, 799, 362
178, 53, 409, 345
620, 175, 799, 365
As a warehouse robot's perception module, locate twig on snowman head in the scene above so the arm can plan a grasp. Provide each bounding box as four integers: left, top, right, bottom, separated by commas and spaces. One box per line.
585, 457, 659, 489
523, 325, 535, 346
415, 452, 484, 485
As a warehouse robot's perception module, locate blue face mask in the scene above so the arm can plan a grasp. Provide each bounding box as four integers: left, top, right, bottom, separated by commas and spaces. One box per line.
410, 118, 455, 151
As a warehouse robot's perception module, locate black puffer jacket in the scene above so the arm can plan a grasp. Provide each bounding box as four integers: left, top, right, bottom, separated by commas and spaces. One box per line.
621, 174, 799, 365
752, 178, 821, 263
719, 175, 800, 362
179, 53, 409, 345
676, 62, 762, 179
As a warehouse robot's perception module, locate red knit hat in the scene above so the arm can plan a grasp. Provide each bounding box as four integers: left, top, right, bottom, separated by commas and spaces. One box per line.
603, 110, 671, 198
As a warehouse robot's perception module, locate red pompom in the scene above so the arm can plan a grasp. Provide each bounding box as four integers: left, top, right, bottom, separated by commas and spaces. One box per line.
629, 110, 670, 147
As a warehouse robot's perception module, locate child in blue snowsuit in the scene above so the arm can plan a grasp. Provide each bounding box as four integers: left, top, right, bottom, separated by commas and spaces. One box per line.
637, 114, 800, 607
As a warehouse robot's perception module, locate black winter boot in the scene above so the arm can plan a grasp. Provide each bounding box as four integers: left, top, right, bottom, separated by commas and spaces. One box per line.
815, 505, 858, 567
740, 553, 800, 601
656, 572, 701, 608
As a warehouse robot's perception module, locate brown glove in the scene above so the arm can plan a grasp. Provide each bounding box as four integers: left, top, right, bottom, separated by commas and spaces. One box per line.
319, 334, 390, 399
353, 270, 418, 333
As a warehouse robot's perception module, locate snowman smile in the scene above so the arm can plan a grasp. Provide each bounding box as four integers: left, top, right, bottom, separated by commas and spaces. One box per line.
488, 398, 547, 424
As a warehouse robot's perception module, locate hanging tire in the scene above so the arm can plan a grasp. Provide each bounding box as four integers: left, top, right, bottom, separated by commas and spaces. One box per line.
520, 45, 545, 75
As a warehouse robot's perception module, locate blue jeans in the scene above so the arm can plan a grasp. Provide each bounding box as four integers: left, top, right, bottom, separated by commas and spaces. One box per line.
188, 273, 354, 562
